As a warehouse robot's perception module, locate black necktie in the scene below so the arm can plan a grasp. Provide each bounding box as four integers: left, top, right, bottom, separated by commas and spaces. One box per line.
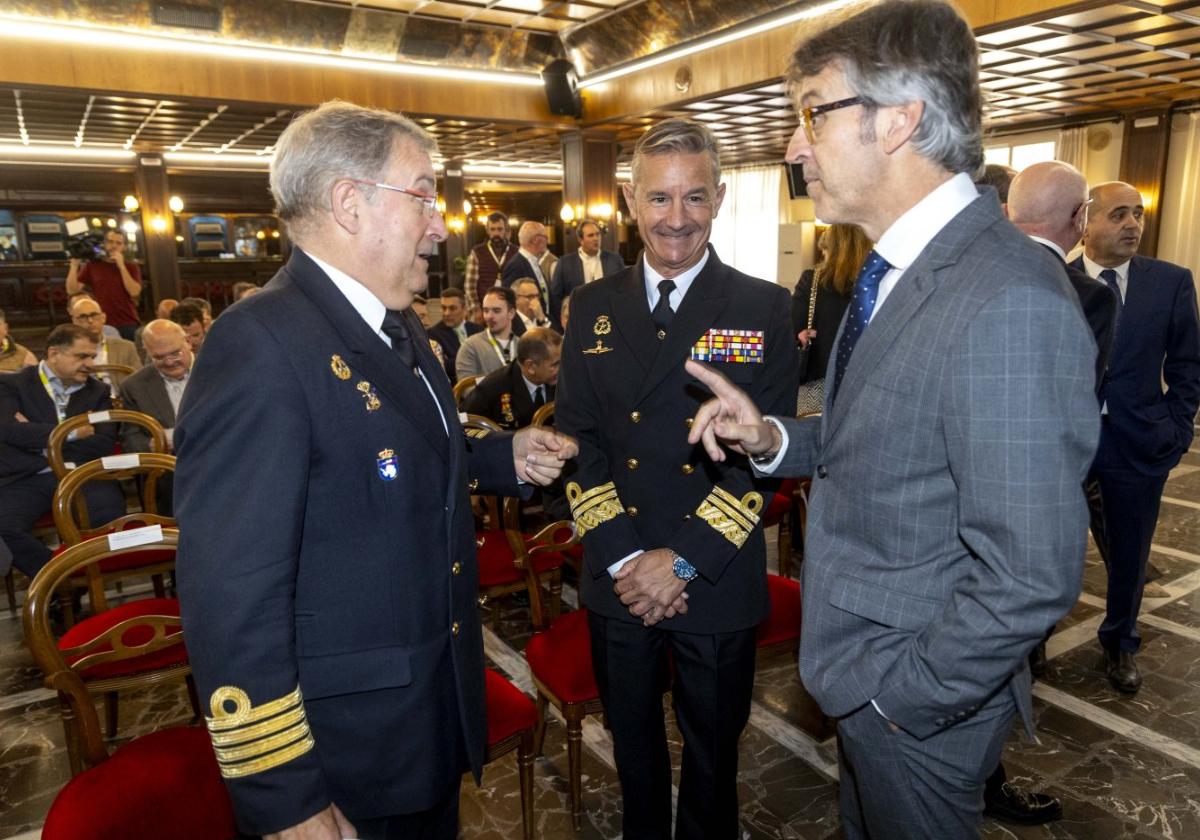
652, 279, 676, 335
1099, 268, 1123, 336
532, 385, 545, 409
832, 249, 892, 403
382, 309, 417, 372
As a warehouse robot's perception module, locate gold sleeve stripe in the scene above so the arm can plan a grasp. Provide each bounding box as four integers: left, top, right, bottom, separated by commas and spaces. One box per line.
207, 685, 304, 732
207, 705, 307, 747
465, 428, 491, 439
217, 734, 316, 779
695, 488, 764, 549
566, 481, 625, 538
214, 719, 312, 763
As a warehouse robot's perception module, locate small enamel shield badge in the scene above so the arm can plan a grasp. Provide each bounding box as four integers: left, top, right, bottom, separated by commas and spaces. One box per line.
377, 448, 398, 481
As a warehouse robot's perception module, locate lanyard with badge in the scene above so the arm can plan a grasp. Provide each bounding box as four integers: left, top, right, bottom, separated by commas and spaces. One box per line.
487, 331, 514, 365
38, 366, 71, 423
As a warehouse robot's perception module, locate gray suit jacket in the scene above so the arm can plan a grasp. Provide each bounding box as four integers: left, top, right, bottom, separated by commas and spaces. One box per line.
118, 364, 177, 451
455, 330, 510, 382
102, 336, 142, 388
774, 192, 1098, 741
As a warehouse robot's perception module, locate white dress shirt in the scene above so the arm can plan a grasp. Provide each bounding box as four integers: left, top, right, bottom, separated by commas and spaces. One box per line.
1081, 254, 1129, 303
308, 251, 448, 434
580, 249, 604, 283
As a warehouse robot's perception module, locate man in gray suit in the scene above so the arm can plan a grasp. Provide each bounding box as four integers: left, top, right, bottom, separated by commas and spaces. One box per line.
684, 2, 1099, 837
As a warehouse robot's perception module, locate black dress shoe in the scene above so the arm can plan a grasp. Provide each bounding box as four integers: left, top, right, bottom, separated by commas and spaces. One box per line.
1028, 642, 1047, 679
1104, 649, 1142, 693
984, 782, 1063, 825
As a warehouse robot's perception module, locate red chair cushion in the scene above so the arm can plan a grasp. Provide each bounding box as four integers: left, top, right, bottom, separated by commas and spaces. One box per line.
757, 574, 802, 648
762, 479, 797, 526
485, 668, 536, 746
42, 725, 237, 840
476, 529, 565, 588
525, 610, 598, 704
59, 598, 187, 680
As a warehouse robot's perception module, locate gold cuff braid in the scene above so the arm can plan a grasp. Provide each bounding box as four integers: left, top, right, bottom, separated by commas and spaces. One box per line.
206, 685, 315, 778
695, 486, 764, 549
566, 481, 625, 538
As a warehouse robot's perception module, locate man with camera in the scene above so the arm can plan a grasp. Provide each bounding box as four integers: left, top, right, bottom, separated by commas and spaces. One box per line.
66, 229, 142, 341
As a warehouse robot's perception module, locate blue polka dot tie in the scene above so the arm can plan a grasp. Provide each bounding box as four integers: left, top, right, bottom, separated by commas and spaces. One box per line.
832, 249, 892, 404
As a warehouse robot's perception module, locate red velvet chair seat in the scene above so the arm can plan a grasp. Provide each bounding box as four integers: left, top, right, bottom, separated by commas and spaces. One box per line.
763, 479, 797, 527
524, 610, 597, 703
485, 668, 537, 746
59, 597, 186, 680
757, 574, 802, 648
42, 725, 237, 840
476, 529, 564, 588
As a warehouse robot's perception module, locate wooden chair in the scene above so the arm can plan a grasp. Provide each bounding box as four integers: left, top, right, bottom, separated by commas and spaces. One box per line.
463, 415, 568, 626
47, 409, 168, 480
521, 522, 605, 830
88, 363, 136, 407
530, 399, 555, 428
453, 374, 481, 408
22, 528, 200, 776
484, 668, 537, 840
51, 453, 177, 615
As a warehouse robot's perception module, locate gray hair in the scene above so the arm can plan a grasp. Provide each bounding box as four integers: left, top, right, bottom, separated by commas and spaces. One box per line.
788, 0, 983, 177
270, 100, 437, 237
630, 118, 721, 188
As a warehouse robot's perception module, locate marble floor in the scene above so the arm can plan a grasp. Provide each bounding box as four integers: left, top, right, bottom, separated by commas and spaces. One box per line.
2, 441, 1199, 838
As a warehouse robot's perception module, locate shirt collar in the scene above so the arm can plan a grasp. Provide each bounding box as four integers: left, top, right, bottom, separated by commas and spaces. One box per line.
874, 173, 980, 272
519, 247, 543, 265
643, 248, 710, 304
307, 249, 388, 337
1081, 253, 1130, 283
579, 248, 601, 261
40, 360, 85, 396
1028, 235, 1066, 262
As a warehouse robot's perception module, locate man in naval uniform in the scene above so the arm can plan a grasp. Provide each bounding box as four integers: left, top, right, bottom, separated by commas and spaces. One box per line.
555, 118, 799, 839
175, 101, 576, 840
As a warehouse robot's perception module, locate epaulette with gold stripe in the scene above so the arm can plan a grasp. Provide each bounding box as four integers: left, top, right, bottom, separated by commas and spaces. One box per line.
695, 487, 764, 549
566, 481, 625, 538
205, 686, 314, 778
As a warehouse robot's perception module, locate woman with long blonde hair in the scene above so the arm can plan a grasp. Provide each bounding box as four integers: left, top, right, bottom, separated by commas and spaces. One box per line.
789, 223, 872, 414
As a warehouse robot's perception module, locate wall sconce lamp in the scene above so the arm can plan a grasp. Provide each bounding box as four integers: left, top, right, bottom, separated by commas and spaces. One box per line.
123, 195, 140, 212
150, 215, 168, 233
168, 195, 184, 213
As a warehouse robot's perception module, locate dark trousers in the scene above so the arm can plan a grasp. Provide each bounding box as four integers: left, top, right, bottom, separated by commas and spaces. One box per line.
1089, 456, 1168, 653
837, 688, 1015, 840
0, 473, 125, 577
588, 611, 758, 840
350, 780, 461, 840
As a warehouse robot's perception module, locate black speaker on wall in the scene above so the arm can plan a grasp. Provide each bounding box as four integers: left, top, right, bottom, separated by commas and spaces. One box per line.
784, 161, 808, 199
542, 59, 582, 118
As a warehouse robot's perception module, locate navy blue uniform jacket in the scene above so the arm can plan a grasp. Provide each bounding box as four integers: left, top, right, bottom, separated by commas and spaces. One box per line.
175, 249, 522, 835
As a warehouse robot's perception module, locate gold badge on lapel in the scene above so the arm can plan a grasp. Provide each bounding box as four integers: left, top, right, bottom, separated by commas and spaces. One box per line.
593, 315, 612, 336
330, 354, 351, 380
500, 393, 515, 426
357, 380, 381, 411
583, 340, 613, 355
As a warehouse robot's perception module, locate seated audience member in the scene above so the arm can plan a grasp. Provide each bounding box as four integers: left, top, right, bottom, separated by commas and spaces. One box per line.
70, 296, 142, 391
180, 297, 214, 331
512, 278, 551, 333
137, 298, 180, 359
0, 309, 36, 372
68, 292, 120, 340
65, 229, 143, 341
120, 320, 193, 513
428, 287, 483, 383
457, 286, 518, 382
462, 327, 561, 429
230, 282, 261, 302
411, 294, 432, 329
0, 324, 124, 578
170, 302, 208, 353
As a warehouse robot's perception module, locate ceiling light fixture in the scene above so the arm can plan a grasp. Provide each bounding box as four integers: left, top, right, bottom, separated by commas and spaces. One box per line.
579, 0, 857, 89
0, 143, 135, 160
0, 15, 544, 88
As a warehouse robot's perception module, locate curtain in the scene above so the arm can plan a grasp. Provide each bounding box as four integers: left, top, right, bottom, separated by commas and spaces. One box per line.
1158, 111, 1200, 278
710, 164, 783, 283
1057, 126, 1085, 171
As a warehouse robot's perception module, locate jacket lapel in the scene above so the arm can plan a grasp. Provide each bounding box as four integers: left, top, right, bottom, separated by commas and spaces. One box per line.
634, 248, 729, 406
610, 261, 658, 375
288, 250, 450, 463
149, 376, 177, 426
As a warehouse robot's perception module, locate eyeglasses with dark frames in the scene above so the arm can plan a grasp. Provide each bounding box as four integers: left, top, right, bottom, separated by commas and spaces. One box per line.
798, 96, 865, 144
347, 178, 440, 218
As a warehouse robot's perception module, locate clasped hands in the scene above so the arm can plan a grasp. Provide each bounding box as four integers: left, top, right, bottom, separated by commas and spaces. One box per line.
511, 426, 578, 485
614, 548, 689, 627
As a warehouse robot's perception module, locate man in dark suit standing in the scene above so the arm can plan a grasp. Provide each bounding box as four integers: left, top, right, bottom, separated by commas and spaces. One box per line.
1071, 180, 1200, 693
551, 219, 624, 333
686, 3, 1098, 837
174, 101, 577, 840
501, 221, 554, 327
0, 324, 123, 578
556, 118, 798, 838
462, 327, 560, 430
427, 287, 482, 383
